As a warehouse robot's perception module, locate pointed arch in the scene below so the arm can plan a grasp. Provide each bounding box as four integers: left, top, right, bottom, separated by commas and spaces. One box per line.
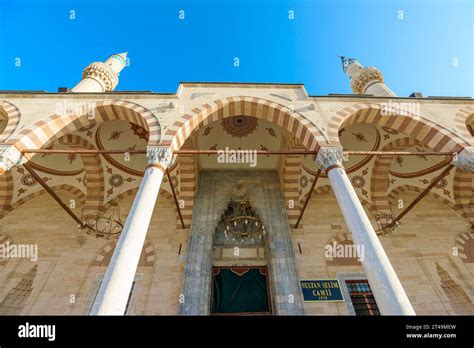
58, 134, 105, 215
452, 167, 473, 220
91, 238, 155, 268
327, 103, 470, 152
370, 137, 422, 213
387, 184, 463, 218
103, 186, 182, 229
0, 100, 21, 141
5, 100, 161, 160
161, 96, 329, 152
0, 184, 85, 219
0, 170, 13, 218
454, 106, 474, 139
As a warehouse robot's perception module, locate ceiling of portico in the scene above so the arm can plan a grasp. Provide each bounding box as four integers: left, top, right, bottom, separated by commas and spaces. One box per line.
9, 120, 179, 207
195, 116, 284, 170
5, 112, 466, 220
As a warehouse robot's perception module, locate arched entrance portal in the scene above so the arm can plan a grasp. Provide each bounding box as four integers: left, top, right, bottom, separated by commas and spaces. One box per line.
176, 97, 319, 315
211, 198, 271, 315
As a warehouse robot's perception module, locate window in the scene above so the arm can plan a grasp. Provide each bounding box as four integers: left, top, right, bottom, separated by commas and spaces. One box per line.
345, 279, 380, 316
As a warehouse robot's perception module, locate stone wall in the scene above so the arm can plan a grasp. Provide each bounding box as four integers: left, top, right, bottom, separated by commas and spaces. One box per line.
0, 190, 186, 315
179, 171, 304, 315
293, 189, 474, 315
1, 174, 473, 315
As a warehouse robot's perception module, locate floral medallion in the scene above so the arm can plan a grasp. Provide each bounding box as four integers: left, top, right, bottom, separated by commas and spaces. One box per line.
221, 116, 258, 138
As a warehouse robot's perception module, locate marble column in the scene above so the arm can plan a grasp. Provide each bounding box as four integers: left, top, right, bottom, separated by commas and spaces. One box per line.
452, 147, 474, 173
316, 147, 415, 315
0, 145, 24, 175
90, 145, 172, 315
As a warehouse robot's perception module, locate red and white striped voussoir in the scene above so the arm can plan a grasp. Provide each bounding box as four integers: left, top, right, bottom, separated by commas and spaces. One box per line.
327, 103, 470, 152
370, 137, 422, 212
7, 100, 161, 153
453, 106, 474, 143
58, 134, 105, 214
0, 100, 21, 142
162, 96, 328, 152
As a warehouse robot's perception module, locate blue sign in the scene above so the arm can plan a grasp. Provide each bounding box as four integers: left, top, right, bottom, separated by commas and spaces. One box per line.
301, 279, 344, 302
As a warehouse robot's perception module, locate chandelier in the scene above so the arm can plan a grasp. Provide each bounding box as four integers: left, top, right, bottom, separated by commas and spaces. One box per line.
79, 201, 124, 239
214, 200, 266, 246
361, 200, 398, 235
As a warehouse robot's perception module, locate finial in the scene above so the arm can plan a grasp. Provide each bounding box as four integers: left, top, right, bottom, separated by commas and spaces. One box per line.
340, 56, 357, 73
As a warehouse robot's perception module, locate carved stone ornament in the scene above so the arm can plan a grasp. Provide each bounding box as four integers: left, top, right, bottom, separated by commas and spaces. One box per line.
315, 147, 344, 170
146, 146, 173, 168
82, 62, 118, 91
0, 145, 23, 174
350, 66, 384, 94
452, 147, 474, 173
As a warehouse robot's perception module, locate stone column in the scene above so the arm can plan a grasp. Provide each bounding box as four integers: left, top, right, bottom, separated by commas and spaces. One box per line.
0, 145, 24, 175
316, 147, 415, 315
452, 147, 474, 173
90, 145, 172, 315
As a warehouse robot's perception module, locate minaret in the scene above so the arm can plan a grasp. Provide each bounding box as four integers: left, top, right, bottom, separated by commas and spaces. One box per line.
340, 56, 396, 97
72, 52, 128, 92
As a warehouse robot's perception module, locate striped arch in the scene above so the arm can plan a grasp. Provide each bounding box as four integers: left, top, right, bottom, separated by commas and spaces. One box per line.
370, 137, 422, 215
0, 184, 85, 219
162, 96, 329, 152
327, 103, 469, 152
91, 238, 155, 267
455, 232, 474, 263
103, 186, 182, 229
283, 153, 302, 228
453, 167, 473, 220
177, 151, 196, 229
454, 106, 474, 139
6, 100, 161, 159
387, 185, 463, 218
58, 134, 104, 215
0, 170, 13, 218
0, 100, 21, 141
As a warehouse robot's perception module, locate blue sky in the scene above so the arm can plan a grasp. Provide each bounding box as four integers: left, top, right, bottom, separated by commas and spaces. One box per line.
0, 0, 472, 97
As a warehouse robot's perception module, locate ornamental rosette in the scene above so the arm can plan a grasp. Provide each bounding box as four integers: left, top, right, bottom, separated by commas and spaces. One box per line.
82, 62, 118, 91
350, 66, 384, 94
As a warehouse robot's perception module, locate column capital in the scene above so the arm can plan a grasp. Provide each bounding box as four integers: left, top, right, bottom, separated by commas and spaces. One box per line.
452, 147, 474, 172
0, 145, 23, 175
316, 146, 344, 171
146, 145, 173, 170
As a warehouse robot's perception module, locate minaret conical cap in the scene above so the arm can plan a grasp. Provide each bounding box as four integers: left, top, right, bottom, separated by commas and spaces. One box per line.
340, 56, 358, 73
